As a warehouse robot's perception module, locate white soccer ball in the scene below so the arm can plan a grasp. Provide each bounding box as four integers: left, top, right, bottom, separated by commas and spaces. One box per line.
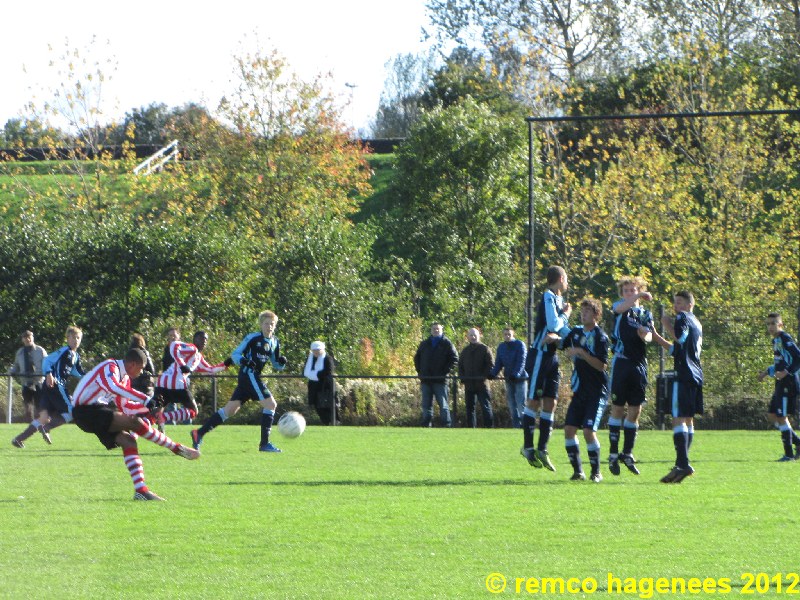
277, 411, 306, 438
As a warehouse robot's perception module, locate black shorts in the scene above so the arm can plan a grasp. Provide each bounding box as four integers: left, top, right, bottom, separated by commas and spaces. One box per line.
72, 404, 120, 450
610, 358, 648, 406
528, 352, 560, 401
564, 392, 607, 431
22, 385, 41, 406
155, 387, 195, 408
230, 372, 272, 403
671, 380, 704, 418
769, 377, 798, 416
38, 386, 72, 416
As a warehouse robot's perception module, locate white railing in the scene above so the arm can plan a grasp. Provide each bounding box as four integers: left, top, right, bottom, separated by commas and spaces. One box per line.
133, 140, 180, 175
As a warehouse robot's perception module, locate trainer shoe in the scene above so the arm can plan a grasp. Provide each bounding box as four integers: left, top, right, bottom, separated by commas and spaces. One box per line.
660, 467, 680, 483
190, 429, 202, 450
590, 472, 603, 483
520, 446, 542, 468
174, 444, 200, 460
670, 465, 695, 483
570, 472, 586, 481
259, 442, 282, 453
133, 490, 165, 501
777, 455, 796, 462
11, 437, 24, 449
37, 425, 52, 445
608, 454, 620, 476
621, 454, 640, 475
537, 449, 556, 472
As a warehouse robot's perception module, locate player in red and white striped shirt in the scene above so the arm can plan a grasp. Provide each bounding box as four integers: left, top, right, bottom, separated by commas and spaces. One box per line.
71, 348, 200, 501
153, 331, 230, 426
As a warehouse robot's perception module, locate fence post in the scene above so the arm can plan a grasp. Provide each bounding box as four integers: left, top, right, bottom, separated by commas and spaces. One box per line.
6, 377, 12, 424
657, 303, 666, 431
212, 375, 218, 413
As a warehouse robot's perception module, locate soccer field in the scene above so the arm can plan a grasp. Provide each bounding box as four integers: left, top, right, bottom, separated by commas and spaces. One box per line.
0, 425, 797, 599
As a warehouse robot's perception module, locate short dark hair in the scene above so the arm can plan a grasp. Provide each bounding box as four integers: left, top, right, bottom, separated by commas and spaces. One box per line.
546, 266, 566, 285
125, 348, 147, 366
767, 312, 782, 323
675, 290, 694, 305
580, 297, 602, 319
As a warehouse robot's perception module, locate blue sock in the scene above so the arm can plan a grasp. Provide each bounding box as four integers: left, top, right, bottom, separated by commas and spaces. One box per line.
260, 409, 275, 447
565, 438, 581, 473
608, 417, 622, 455
538, 411, 553, 451
622, 419, 638, 455
587, 441, 601, 475
522, 408, 537, 449
673, 424, 690, 469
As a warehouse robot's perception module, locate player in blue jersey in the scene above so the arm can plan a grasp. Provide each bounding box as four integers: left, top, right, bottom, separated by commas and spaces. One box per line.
652, 291, 703, 483
607, 276, 654, 476
521, 266, 572, 472
563, 298, 609, 482
12, 325, 84, 447
191, 310, 287, 452
757, 313, 800, 461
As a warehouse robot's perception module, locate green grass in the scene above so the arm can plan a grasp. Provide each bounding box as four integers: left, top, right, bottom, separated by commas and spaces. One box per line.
1, 425, 798, 599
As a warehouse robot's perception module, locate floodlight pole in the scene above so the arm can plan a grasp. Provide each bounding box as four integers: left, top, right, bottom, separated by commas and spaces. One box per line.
527, 121, 535, 347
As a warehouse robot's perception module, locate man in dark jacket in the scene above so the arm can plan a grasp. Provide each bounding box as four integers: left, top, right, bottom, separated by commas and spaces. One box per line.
414, 322, 458, 427
458, 328, 494, 428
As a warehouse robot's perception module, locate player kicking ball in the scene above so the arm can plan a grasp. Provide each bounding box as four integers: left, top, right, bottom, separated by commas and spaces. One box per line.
71, 348, 200, 501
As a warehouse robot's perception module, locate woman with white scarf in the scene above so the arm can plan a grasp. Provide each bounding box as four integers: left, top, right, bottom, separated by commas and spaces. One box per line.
303, 341, 337, 425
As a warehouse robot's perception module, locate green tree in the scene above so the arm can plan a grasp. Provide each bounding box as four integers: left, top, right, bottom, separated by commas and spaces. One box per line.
384, 97, 529, 327
371, 52, 434, 138
198, 45, 371, 236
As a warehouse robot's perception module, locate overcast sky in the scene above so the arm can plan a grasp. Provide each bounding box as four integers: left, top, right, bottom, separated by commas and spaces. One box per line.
1, 0, 435, 136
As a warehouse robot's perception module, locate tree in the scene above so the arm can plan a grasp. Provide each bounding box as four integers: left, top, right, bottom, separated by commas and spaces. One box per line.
198, 45, 371, 237
371, 52, 434, 138
426, 0, 627, 84
384, 97, 529, 326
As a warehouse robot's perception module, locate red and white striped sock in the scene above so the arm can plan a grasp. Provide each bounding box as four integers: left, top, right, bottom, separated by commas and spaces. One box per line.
161, 408, 196, 423
123, 447, 148, 493
134, 421, 177, 451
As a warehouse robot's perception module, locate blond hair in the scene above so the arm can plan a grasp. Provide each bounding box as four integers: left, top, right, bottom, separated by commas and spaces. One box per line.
617, 276, 648, 298
259, 310, 278, 326
66, 325, 82, 338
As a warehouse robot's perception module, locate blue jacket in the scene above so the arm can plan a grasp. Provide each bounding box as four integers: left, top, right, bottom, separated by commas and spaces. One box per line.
490, 340, 527, 381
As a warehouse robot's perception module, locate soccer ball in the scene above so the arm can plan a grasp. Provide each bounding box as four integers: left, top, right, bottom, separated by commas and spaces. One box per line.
277, 411, 306, 438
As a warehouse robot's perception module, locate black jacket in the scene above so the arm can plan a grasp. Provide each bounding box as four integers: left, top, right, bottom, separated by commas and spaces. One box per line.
414, 336, 458, 384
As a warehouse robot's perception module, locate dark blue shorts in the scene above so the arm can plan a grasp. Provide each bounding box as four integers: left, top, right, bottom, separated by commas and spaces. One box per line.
671, 380, 703, 418
230, 372, 272, 403
38, 385, 72, 416
564, 392, 607, 430
610, 358, 648, 406
528, 352, 560, 400
769, 377, 798, 416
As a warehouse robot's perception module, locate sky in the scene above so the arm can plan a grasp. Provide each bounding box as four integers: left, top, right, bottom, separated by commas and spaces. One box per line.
1, 0, 435, 137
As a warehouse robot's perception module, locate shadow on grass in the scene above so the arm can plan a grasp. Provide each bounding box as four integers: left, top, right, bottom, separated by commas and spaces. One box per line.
224, 478, 592, 487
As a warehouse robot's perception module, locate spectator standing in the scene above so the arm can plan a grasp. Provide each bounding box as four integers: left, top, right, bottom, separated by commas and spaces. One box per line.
490, 327, 528, 428
458, 328, 494, 428
9, 330, 48, 424
414, 322, 458, 427
304, 341, 337, 425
